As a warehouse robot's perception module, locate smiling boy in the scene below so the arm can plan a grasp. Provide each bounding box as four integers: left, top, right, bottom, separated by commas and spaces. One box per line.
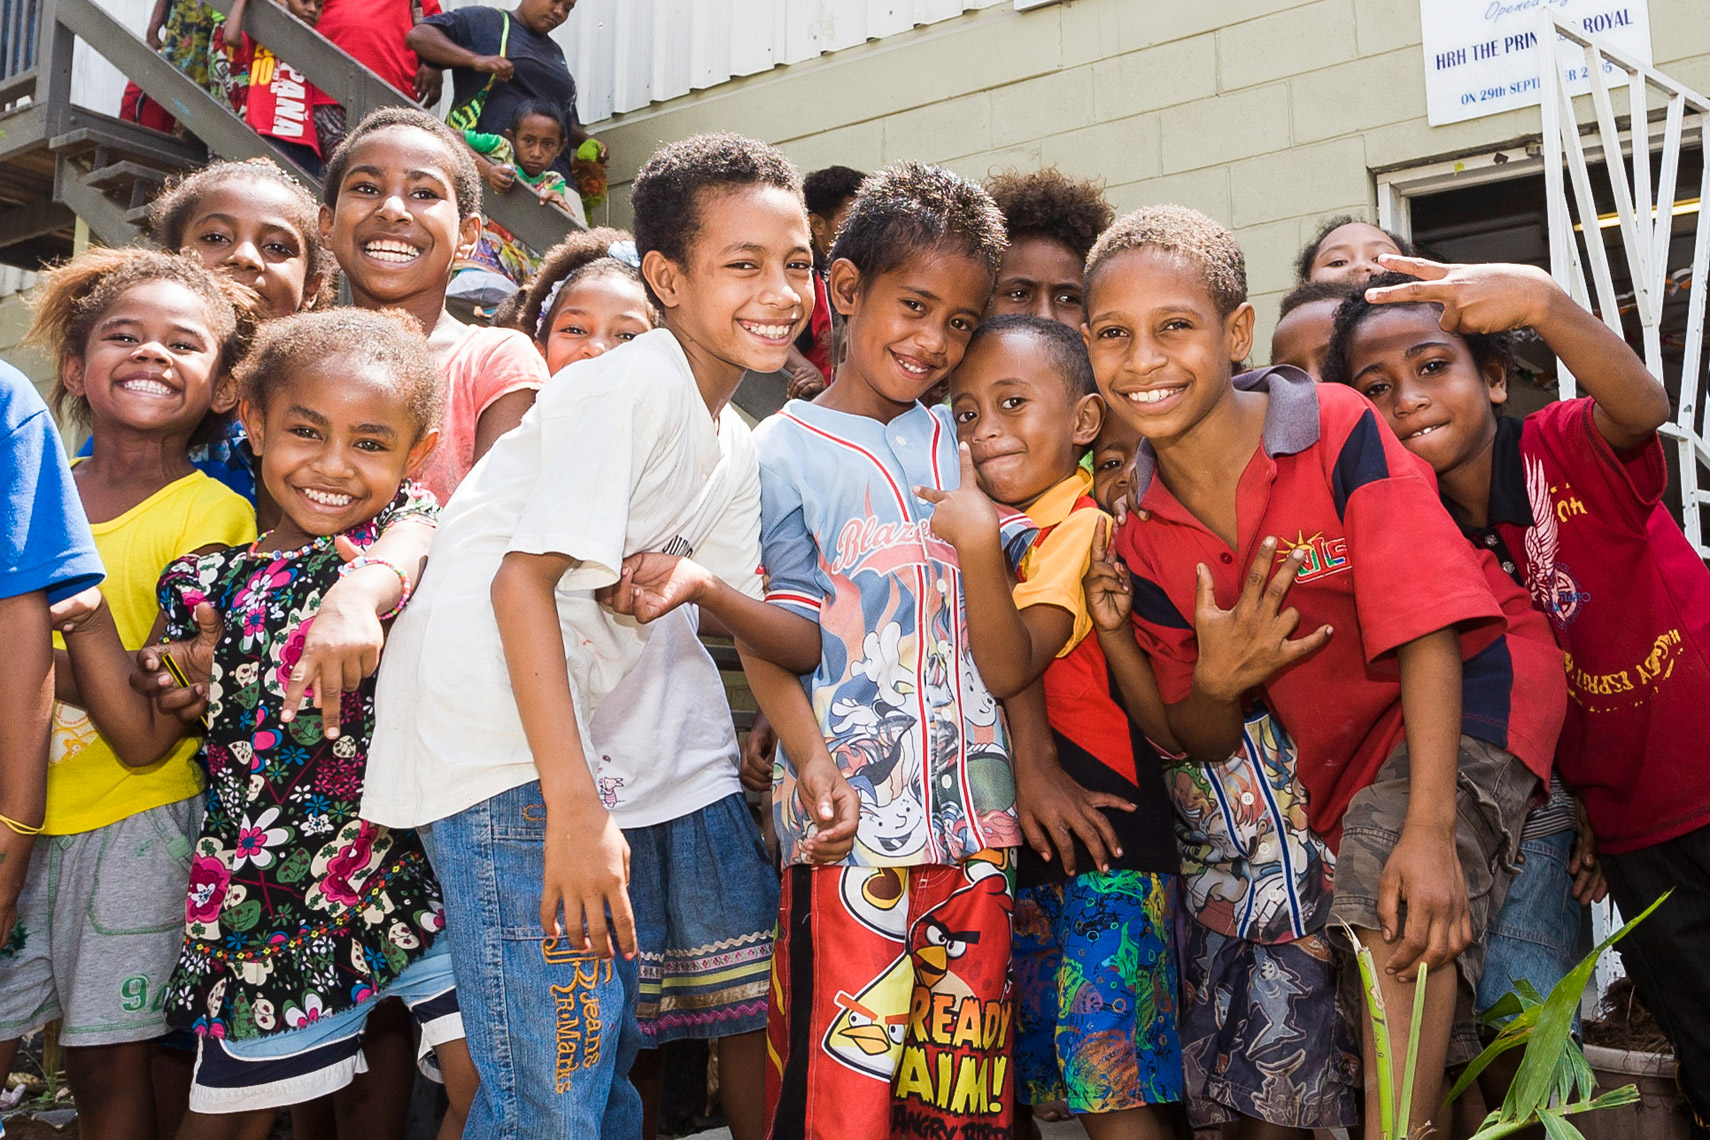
1088, 206, 1564, 1138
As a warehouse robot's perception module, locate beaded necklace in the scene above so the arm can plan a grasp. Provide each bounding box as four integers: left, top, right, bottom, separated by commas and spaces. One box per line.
246, 532, 333, 560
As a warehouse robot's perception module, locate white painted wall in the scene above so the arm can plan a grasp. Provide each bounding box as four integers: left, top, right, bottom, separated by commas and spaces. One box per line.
82, 0, 157, 116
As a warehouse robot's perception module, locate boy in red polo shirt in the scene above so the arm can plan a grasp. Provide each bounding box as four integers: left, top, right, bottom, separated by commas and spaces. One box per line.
1088, 205, 1566, 1137
1326, 256, 1710, 1123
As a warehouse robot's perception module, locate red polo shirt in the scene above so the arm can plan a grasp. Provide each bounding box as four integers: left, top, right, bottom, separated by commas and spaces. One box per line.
1468, 399, 1710, 853
1115, 368, 1563, 848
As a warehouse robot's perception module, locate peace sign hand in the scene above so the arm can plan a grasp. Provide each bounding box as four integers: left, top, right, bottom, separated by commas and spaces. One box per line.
914, 443, 1000, 552
1190, 536, 1333, 703
1083, 516, 1133, 633
1364, 254, 1562, 336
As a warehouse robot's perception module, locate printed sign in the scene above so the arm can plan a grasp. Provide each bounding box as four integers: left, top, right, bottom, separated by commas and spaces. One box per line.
1421, 0, 1652, 126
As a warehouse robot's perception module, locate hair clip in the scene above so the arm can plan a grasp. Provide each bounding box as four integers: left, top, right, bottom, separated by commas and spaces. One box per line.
534, 277, 568, 340
607, 239, 641, 268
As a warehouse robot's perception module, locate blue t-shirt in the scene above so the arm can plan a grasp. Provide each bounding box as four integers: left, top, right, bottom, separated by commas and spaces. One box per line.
1, 362, 103, 602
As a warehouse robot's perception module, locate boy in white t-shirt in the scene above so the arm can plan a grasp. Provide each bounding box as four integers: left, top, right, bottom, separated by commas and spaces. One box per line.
365, 133, 828, 1140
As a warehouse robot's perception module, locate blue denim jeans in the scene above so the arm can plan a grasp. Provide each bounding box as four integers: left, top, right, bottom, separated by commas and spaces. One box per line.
1475, 828, 1582, 1029
421, 781, 642, 1140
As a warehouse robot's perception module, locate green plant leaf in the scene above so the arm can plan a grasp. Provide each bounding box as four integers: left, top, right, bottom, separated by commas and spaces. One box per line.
1343, 921, 1396, 1139
1513, 978, 1545, 1006
1585, 1086, 1642, 1110
1537, 1108, 1587, 1140
1398, 961, 1427, 1137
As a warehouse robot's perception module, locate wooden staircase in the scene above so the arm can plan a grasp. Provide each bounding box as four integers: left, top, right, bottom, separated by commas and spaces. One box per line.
0, 0, 579, 267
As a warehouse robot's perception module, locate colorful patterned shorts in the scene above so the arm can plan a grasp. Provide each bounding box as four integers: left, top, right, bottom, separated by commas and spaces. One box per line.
1013, 870, 1183, 1114
1179, 923, 1361, 1129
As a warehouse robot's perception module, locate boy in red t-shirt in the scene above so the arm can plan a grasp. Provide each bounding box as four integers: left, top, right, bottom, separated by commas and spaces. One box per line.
1089, 205, 1566, 1136
216, 0, 330, 174
1326, 256, 1710, 1123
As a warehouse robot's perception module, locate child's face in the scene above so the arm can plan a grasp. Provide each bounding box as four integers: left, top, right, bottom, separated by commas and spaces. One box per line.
243, 355, 438, 542
1269, 298, 1341, 381
1307, 223, 1401, 285
809, 197, 855, 262
516, 0, 574, 36
1085, 247, 1253, 448
643, 184, 813, 377
182, 176, 319, 319
1339, 305, 1506, 477
950, 330, 1101, 508
507, 113, 566, 178
65, 281, 230, 437
988, 235, 1086, 328
1090, 413, 1141, 514
541, 272, 653, 373
829, 248, 991, 412
321, 127, 480, 311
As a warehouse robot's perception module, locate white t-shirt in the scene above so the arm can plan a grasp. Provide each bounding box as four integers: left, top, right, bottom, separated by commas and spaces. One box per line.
364, 329, 764, 828
590, 604, 743, 830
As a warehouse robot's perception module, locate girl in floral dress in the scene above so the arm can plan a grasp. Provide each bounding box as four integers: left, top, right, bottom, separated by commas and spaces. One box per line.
56, 307, 479, 1140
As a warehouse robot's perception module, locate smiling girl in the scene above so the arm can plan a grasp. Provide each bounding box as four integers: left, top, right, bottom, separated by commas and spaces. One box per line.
0, 248, 258, 1139
55, 307, 480, 1140
320, 107, 549, 503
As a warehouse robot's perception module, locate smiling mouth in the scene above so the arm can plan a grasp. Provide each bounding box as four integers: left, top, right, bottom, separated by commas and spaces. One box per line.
893, 351, 932, 378
363, 239, 422, 264
737, 319, 794, 342
298, 487, 356, 508
1404, 423, 1444, 440
1123, 385, 1184, 406
118, 377, 175, 397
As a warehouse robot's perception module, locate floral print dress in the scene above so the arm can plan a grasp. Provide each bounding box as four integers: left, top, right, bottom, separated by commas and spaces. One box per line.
158, 485, 444, 1039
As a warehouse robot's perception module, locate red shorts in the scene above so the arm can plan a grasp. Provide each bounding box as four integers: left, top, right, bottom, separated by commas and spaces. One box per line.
766, 851, 1015, 1140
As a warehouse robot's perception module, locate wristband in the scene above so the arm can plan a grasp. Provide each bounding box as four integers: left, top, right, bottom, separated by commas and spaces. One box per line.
0, 811, 44, 836
339, 556, 413, 621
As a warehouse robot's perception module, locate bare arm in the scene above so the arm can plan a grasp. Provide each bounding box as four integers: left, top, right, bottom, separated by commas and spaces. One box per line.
737, 646, 858, 863
0, 591, 54, 946
1007, 680, 1134, 875
1096, 627, 1176, 752
492, 550, 635, 958
473, 388, 537, 465
598, 554, 822, 674
58, 597, 190, 767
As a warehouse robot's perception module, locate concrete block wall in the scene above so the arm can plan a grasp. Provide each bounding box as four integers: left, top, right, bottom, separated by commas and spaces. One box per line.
587, 0, 1710, 349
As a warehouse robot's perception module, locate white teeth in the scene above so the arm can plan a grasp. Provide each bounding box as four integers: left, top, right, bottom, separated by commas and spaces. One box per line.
740, 321, 792, 339
1407, 424, 1440, 439
896, 357, 928, 376
119, 378, 173, 396
364, 241, 421, 263
1126, 387, 1180, 405
300, 488, 355, 507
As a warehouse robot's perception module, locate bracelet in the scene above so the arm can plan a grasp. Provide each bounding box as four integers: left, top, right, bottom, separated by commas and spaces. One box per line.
339, 556, 413, 621
0, 811, 44, 837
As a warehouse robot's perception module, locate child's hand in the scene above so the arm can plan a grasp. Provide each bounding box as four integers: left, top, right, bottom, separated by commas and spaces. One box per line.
133, 602, 221, 723
795, 752, 859, 864
597, 552, 716, 623
1083, 516, 1133, 633
473, 54, 515, 81
1570, 797, 1609, 905
1191, 538, 1332, 702
915, 443, 1001, 553
48, 586, 106, 637
740, 711, 777, 793
281, 536, 389, 740
485, 163, 516, 194
1378, 822, 1472, 980
413, 63, 442, 106
541, 801, 636, 959
1016, 745, 1134, 876
1366, 254, 1562, 335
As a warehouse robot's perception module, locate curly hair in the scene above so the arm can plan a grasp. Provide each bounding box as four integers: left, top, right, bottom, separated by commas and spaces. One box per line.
145, 157, 336, 309
830, 161, 1007, 286
1278, 278, 1358, 320
26, 247, 254, 428
629, 133, 802, 303
1321, 271, 1516, 390
984, 168, 1112, 264
1294, 215, 1416, 283
1086, 205, 1246, 316
803, 165, 867, 219
493, 227, 657, 341
964, 313, 1096, 401
237, 307, 443, 438
322, 107, 482, 219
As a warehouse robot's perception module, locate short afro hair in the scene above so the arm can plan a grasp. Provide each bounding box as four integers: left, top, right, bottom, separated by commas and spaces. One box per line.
629, 132, 802, 303
146, 158, 334, 306
1295, 215, 1416, 282
238, 307, 443, 440
963, 313, 1096, 402
322, 107, 482, 220
984, 168, 1113, 264
803, 165, 867, 218
829, 161, 1007, 285
27, 247, 254, 428
1321, 271, 1516, 390
494, 226, 657, 342
1278, 278, 1358, 320
1086, 204, 1247, 316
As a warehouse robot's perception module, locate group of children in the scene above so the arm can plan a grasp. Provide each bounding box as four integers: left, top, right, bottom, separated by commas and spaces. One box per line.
2, 103, 1708, 1140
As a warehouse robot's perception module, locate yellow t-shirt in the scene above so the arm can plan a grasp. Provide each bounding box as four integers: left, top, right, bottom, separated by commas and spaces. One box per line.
48, 470, 257, 834
1013, 467, 1109, 658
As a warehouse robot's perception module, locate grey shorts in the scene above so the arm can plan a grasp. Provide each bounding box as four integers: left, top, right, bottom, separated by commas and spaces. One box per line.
0, 796, 200, 1047
1328, 735, 1539, 1064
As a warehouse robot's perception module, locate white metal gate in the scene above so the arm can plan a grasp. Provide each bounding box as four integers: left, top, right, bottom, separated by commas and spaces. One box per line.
1538, 8, 1710, 559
